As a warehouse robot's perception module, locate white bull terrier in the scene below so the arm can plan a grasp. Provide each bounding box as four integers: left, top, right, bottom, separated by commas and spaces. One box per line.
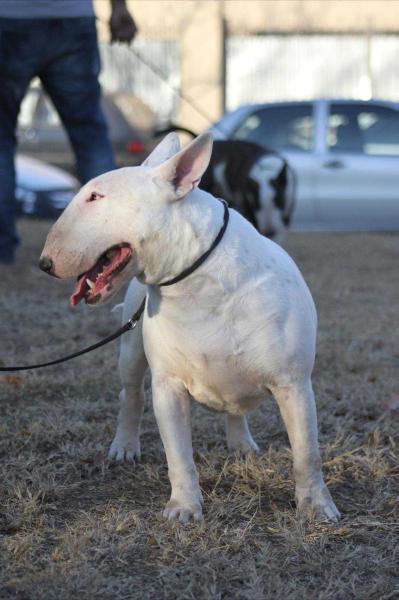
40, 132, 340, 523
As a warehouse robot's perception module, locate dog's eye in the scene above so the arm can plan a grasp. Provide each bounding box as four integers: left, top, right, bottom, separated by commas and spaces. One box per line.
87, 192, 103, 203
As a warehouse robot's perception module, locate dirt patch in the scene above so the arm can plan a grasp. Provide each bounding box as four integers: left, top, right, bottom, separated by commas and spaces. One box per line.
0, 220, 398, 599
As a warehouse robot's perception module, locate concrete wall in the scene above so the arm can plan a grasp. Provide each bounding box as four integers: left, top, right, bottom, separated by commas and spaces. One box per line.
95, 1, 399, 37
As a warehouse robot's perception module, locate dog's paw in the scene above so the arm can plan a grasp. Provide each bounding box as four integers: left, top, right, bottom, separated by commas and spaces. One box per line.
296, 483, 340, 522
162, 498, 203, 523
108, 429, 141, 462
227, 434, 260, 455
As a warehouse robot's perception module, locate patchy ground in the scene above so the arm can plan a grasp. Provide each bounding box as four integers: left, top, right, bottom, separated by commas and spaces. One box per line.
0, 219, 398, 600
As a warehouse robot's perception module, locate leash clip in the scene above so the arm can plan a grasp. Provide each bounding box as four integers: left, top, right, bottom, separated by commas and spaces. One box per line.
127, 318, 139, 330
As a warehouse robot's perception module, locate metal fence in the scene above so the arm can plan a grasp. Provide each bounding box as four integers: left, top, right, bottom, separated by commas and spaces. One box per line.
97, 34, 399, 126
226, 34, 399, 110
99, 39, 180, 125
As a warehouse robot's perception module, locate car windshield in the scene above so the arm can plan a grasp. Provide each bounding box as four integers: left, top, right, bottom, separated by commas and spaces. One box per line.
232, 104, 314, 151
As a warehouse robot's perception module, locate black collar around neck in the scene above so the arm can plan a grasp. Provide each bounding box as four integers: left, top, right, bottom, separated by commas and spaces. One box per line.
159, 198, 229, 287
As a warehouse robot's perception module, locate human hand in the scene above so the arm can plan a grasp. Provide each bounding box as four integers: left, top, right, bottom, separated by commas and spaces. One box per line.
110, 0, 138, 44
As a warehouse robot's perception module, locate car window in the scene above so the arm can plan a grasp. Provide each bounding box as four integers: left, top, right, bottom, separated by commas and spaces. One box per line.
231, 105, 314, 152
108, 95, 133, 124
328, 103, 399, 156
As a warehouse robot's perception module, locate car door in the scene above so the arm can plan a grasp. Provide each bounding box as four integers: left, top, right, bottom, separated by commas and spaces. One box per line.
230, 102, 319, 227
315, 101, 399, 229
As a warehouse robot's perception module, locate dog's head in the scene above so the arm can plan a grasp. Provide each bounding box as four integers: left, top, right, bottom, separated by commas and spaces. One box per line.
40, 132, 213, 306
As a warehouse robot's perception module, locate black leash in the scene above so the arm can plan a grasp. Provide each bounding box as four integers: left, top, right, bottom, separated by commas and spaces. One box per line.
0, 200, 229, 372
0, 299, 146, 372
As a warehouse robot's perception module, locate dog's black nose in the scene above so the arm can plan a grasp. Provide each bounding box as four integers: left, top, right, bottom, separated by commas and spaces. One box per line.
39, 255, 54, 274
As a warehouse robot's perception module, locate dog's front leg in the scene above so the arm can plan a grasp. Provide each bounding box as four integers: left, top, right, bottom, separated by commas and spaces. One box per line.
152, 376, 203, 523
109, 292, 148, 462
271, 379, 340, 522
109, 335, 147, 461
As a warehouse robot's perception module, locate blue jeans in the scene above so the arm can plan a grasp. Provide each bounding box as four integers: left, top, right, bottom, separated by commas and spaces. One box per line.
0, 17, 115, 260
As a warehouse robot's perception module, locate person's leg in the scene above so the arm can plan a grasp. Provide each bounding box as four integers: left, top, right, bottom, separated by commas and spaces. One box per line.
0, 135, 19, 262
39, 18, 115, 184
0, 19, 41, 261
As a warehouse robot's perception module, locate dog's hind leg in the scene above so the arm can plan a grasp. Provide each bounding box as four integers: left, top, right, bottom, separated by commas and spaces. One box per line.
109, 280, 148, 461
271, 379, 340, 521
225, 414, 259, 454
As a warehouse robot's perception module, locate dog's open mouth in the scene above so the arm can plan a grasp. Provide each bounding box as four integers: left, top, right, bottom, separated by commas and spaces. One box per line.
70, 244, 132, 306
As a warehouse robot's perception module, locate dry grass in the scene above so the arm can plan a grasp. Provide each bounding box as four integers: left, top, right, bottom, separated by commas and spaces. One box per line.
0, 219, 398, 599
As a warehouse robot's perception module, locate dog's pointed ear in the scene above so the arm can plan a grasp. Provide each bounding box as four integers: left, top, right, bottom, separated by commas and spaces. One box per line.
152, 132, 213, 200
142, 133, 181, 167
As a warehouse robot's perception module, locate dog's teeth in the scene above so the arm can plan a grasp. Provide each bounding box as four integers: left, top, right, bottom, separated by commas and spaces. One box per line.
86, 279, 95, 289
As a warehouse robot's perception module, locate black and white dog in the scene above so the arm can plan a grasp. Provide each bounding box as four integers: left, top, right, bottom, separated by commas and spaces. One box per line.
157, 125, 296, 244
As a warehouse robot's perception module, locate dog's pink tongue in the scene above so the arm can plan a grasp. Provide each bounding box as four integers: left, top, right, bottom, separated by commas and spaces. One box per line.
69, 247, 132, 307
70, 275, 87, 306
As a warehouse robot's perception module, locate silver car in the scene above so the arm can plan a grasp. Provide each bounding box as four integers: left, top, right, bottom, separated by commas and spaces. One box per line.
211, 100, 399, 230
16, 155, 77, 218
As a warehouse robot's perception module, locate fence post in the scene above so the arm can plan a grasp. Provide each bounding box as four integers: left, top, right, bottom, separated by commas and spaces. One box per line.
178, 1, 226, 131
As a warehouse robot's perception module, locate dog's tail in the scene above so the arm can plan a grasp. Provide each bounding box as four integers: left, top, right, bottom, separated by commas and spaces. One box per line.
111, 303, 124, 323
155, 123, 198, 140
111, 303, 124, 314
